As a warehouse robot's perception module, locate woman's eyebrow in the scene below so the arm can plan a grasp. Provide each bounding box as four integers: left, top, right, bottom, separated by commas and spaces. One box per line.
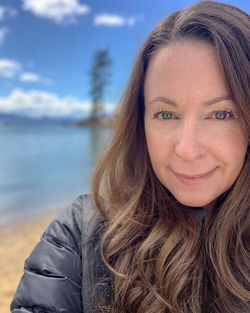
148, 95, 232, 107
148, 96, 177, 107
203, 95, 232, 106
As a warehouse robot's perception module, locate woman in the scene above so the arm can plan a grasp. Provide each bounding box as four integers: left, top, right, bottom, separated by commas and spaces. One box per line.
11, 1, 249, 312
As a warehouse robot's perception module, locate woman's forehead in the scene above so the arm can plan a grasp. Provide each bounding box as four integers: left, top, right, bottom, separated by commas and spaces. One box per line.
144, 41, 229, 106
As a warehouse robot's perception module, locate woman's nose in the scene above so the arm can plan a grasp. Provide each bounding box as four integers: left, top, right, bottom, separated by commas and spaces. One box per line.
174, 120, 206, 161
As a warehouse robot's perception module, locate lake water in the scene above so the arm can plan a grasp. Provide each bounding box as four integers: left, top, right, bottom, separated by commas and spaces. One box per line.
0, 119, 112, 225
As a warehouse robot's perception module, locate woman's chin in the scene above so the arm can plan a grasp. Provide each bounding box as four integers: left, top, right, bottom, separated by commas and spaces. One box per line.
175, 195, 216, 209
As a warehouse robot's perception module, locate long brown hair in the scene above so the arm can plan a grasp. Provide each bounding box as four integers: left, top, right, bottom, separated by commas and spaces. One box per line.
91, 1, 250, 312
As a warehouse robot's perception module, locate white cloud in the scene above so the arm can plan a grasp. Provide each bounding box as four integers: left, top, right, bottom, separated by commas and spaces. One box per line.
0, 6, 18, 20
94, 13, 139, 27
0, 59, 52, 85
42, 77, 53, 86
0, 59, 21, 78
20, 72, 40, 82
0, 89, 91, 119
0, 27, 9, 45
19, 72, 53, 85
0, 6, 4, 20
0, 89, 116, 119
22, 0, 90, 24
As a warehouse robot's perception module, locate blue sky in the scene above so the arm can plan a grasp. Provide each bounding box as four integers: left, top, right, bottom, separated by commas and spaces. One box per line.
0, 0, 249, 119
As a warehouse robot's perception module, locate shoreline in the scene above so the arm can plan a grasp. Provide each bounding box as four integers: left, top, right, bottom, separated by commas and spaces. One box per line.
0, 208, 62, 312
0, 199, 73, 227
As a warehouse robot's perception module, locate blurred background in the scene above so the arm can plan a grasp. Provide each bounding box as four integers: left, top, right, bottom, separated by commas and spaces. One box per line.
0, 0, 249, 224
0, 0, 249, 311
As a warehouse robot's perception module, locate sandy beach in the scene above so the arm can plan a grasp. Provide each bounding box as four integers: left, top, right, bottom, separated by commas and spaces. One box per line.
0, 211, 60, 313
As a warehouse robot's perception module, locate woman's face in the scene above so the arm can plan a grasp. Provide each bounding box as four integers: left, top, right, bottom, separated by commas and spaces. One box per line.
144, 40, 248, 208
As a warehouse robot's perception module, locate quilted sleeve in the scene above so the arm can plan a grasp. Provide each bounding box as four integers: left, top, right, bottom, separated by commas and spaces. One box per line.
10, 195, 85, 313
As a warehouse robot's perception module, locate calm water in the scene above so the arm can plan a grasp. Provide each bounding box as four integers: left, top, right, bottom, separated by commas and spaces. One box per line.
0, 119, 112, 225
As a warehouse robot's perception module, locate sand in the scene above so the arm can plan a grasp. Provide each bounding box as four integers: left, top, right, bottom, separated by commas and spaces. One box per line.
0, 212, 60, 313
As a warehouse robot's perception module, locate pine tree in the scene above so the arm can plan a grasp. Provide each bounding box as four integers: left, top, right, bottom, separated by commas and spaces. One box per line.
88, 49, 112, 119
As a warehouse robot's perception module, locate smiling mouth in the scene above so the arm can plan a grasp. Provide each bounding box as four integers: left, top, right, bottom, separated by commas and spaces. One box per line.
172, 168, 217, 185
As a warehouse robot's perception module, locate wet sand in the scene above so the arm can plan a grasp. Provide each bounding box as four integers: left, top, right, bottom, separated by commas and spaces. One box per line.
0, 212, 59, 313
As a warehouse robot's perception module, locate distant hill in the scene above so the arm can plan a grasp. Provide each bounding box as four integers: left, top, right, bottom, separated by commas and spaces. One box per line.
0, 112, 77, 123
74, 115, 116, 128
0, 112, 116, 128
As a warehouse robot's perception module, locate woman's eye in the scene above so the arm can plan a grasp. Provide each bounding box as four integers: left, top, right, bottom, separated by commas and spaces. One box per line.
156, 111, 174, 120
212, 110, 232, 120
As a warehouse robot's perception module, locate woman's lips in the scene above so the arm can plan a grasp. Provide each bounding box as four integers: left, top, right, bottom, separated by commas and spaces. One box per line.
172, 168, 217, 185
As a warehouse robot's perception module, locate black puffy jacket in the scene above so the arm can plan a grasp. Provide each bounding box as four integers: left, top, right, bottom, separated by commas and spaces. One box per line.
11, 194, 208, 313
11, 194, 112, 313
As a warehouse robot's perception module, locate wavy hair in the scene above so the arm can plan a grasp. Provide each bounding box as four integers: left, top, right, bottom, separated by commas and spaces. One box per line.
91, 1, 250, 312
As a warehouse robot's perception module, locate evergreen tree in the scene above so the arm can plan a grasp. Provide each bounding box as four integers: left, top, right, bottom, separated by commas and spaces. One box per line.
88, 49, 112, 119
